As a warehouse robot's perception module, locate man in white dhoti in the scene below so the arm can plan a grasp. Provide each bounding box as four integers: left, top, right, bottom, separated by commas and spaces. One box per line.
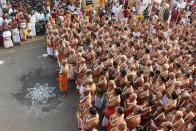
11, 28, 20, 45
30, 12, 36, 37
11, 18, 21, 45
111, 3, 118, 19
3, 24, 14, 48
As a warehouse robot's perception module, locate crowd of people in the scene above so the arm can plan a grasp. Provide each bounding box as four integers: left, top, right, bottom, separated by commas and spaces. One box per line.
46, 0, 195, 131
0, 0, 50, 48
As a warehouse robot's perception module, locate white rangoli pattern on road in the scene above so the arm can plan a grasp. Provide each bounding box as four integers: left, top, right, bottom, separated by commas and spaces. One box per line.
26, 83, 56, 104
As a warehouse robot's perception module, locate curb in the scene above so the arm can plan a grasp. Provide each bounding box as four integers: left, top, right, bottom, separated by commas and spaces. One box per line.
21, 36, 45, 45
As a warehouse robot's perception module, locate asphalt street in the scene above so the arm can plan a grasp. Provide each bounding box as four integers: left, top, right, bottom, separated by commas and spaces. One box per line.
0, 38, 78, 131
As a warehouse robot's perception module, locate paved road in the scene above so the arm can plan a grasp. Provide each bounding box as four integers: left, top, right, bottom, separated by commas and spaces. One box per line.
0, 38, 78, 131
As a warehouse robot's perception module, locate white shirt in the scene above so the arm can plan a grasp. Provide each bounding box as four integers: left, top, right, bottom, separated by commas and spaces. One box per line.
39, 13, 45, 21
30, 15, 36, 23
0, 17, 3, 26
178, 1, 186, 9
68, 5, 75, 12
133, 32, 141, 37
149, 25, 156, 34
163, 28, 172, 39
4, 18, 12, 24
174, 1, 180, 8
116, 5, 122, 14
180, 17, 186, 24
136, 0, 142, 13
35, 12, 39, 22
27, 22, 31, 29
45, 13, 51, 21
8, 8, 13, 15
112, 5, 118, 14
152, 15, 159, 21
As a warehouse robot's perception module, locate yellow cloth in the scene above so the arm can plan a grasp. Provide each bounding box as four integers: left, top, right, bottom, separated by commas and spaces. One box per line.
134, 15, 144, 21
23, 29, 28, 37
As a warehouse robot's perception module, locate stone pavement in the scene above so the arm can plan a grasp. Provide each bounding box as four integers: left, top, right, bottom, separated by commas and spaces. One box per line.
0, 37, 79, 131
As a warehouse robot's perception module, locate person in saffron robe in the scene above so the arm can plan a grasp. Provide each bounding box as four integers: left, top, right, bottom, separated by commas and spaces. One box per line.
58, 60, 69, 94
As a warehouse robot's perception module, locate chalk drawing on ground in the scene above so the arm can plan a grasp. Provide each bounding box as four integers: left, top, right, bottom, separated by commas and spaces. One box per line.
25, 83, 56, 104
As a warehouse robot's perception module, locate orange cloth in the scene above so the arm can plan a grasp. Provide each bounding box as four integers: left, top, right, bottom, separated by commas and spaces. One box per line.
99, 0, 105, 7
59, 52, 65, 63
67, 13, 72, 21
47, 42, 54, 48
59, 72, 68, 92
